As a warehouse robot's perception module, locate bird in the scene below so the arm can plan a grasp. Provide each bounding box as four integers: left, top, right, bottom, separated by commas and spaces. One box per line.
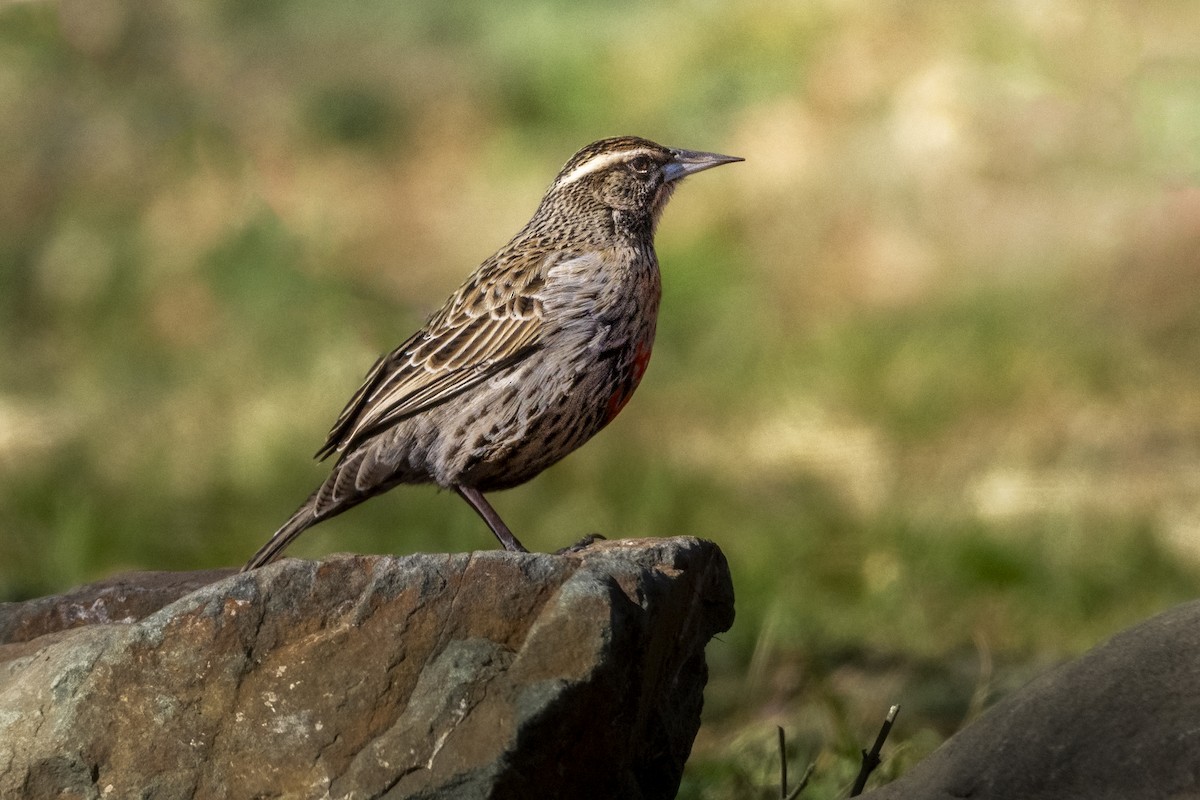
241, 136, 742, 571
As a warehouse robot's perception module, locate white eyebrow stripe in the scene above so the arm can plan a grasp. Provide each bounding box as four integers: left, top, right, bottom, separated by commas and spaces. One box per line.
554, 147, 661, 187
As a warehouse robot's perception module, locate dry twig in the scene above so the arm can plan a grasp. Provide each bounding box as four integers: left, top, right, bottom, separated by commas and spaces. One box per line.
850, 704, 900, 797
776, 726, 814, 800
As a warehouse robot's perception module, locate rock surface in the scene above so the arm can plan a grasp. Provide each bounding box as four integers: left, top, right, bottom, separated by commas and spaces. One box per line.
863, 598, 1200, 800
0, 537, 734, 800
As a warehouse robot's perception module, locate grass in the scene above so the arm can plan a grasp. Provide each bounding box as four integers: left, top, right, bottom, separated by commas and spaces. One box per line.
3, 1, 1200, 795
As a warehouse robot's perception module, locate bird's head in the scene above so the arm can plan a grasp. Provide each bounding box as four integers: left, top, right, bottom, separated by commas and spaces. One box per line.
543, 136, 742, 236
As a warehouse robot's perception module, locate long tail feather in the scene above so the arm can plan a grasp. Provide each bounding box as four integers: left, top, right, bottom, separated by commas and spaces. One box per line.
244, 448, 388, 571
241, 492, 328, 572
242, 509, 313, 572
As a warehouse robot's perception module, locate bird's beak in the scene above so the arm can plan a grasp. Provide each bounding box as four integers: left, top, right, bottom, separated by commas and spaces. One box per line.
663, 148, 744, 182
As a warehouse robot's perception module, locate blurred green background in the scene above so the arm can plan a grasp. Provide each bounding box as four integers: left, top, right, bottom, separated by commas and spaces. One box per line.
3, 1, 1200, 796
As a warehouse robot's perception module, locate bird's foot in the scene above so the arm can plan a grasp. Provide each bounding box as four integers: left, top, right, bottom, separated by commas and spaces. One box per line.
554, 533, 607, 555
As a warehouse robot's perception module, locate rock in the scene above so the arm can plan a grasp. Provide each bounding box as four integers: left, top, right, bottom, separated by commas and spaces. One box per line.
0, 537, 734, 800
0, 567, 235, 648
862, 599, 1200, 800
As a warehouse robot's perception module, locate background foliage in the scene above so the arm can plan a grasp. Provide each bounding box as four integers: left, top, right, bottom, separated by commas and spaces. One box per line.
3, 1, 1200, 796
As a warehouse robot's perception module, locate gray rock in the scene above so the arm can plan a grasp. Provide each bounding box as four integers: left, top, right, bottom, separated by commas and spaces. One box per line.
863, 599, 1200, 800
0, 537, 734, 800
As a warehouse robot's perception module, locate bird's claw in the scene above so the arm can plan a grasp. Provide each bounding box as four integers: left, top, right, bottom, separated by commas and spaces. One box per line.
554, 533, 607, 555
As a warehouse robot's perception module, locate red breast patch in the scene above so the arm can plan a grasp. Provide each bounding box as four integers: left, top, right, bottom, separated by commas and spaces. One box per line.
604, 340, 653, 424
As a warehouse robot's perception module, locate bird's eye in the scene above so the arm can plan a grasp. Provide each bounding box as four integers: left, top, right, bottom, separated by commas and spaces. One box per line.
628, 155, 653, 176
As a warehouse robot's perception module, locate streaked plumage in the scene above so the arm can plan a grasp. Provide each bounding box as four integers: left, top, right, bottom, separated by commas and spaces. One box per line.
242, 136, 741, 570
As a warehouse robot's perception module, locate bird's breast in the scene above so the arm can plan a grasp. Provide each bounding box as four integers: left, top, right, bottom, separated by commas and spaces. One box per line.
602, 336, 654, 424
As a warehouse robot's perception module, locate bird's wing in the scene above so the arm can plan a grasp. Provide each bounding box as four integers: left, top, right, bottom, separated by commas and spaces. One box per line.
315, 258, 549, 461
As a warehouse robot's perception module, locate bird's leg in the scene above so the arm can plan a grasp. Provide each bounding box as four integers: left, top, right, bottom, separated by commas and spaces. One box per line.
454, 485, 529, 553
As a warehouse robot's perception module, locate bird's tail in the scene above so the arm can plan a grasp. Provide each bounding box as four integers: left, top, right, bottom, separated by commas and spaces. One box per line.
243, 449, 387, 571
241, 493, 323, 572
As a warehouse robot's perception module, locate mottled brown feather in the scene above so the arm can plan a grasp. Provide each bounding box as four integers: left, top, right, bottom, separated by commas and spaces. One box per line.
315, 252, 549, 461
